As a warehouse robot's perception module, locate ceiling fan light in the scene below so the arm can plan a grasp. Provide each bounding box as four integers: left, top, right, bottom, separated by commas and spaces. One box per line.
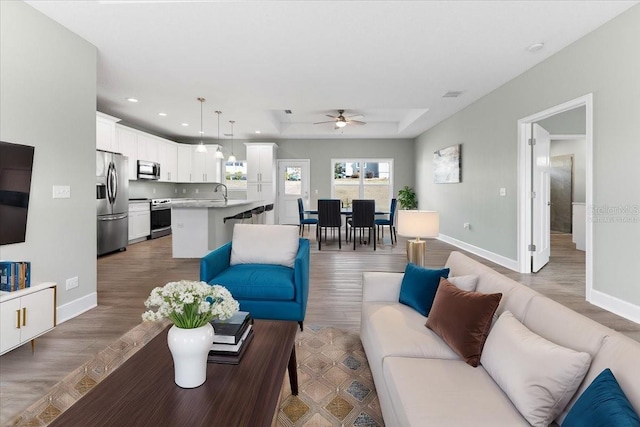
336, 121, 347, 128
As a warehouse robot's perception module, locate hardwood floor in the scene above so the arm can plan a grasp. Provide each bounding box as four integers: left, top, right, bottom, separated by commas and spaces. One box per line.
1, 230, 638, 425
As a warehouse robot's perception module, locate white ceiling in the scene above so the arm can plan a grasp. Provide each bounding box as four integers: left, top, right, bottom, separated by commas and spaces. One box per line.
25, 0, 637, 142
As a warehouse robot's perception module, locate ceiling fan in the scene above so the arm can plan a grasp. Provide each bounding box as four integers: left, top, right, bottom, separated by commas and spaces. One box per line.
314, 110, 366, 128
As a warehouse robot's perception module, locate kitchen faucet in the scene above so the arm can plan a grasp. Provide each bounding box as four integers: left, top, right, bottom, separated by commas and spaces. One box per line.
214, 183, 228, 202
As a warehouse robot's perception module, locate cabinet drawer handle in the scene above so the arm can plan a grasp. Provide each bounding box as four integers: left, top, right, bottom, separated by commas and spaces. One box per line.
16, 310, 21, 329
23, 307, 26, 326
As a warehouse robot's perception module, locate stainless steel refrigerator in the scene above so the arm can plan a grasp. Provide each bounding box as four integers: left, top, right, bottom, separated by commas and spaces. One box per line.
96, 150, 129, 256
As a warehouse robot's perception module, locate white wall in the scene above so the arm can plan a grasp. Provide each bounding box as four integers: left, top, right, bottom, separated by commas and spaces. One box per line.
415, 5, 640, 310
0, 1, 97, 318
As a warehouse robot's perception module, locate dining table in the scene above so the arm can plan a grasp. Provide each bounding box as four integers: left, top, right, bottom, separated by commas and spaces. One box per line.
304, 208, 389, 241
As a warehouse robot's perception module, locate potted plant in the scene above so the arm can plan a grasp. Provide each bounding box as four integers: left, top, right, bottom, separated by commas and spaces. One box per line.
142, 280, 239, 388
397, 186, 417, 209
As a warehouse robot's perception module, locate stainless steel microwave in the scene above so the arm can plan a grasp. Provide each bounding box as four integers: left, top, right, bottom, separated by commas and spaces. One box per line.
137, 160, 160, 180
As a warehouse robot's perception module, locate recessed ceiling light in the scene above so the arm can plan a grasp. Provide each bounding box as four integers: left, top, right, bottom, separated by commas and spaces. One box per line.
181, 123, 189, 127
126, 97, 138, 103
527, 42, 545, 52
255, 130, 261, 134
158, 112, 167, 117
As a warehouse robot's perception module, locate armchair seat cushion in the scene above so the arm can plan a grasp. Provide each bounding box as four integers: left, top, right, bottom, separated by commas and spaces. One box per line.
208, 264, 295, 300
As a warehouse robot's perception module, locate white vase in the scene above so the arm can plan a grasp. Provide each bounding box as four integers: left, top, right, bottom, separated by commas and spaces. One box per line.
167, 323, 214, 388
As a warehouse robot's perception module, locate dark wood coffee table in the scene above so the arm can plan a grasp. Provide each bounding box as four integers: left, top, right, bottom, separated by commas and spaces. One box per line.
49, 320, 298, 427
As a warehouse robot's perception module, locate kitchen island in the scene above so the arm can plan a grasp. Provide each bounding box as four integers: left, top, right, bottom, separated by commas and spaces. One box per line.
171, 199, 264, 258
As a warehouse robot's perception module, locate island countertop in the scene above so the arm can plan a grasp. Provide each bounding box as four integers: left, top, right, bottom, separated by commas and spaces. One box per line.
171, 199, 261, 208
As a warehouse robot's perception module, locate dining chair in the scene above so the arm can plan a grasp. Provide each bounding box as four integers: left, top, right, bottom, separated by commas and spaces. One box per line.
317, 199, 342, 250
375, 198, 397, 244
298, 197, 318, 236
348, 199, 376, 250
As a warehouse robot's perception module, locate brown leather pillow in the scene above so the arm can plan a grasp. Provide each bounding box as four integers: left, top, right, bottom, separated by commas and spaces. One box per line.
426, 278, 502, 367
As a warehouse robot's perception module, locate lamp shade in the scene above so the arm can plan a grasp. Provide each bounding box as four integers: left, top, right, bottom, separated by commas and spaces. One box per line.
397, 210, 439, 238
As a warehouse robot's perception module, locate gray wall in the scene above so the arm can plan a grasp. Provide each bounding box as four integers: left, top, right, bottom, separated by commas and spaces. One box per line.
129, 138, 416, 207
415, 5, 640, 307
538, 106, 587, 135
551, 139, 587, 203
0, 2, 97, 310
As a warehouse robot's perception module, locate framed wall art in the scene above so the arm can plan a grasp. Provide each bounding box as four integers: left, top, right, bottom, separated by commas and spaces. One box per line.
433, 144, 461, 184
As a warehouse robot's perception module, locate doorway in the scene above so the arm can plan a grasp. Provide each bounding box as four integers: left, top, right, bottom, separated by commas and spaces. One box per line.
517, 94, 593, 298
277, 159, 311, 225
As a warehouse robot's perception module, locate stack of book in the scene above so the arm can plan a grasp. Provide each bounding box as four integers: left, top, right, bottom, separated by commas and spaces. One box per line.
207, 311, 254, 364
0, 261, 31, 292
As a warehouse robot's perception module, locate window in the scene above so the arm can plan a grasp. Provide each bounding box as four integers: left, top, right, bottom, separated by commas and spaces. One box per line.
225, 161, 247, 189
284, 166, 302, 196
332, 159, 393, 210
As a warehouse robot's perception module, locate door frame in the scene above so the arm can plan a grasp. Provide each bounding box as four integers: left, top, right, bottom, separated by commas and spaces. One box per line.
276, 159, 311, 225
516, 93, 593, 298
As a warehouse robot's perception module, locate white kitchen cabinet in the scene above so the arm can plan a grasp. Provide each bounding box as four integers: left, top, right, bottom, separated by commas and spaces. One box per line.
128, 202, 151, 243
137, 134, 160, 163
96, 112, 120, 152
245, 143, 277, 223
158, 141, 178, 182
191, 145, 222, 183
177, 144, 193, 182
116, 125, 138, 181
0, 283, 57, 355
245, 143, 277, 182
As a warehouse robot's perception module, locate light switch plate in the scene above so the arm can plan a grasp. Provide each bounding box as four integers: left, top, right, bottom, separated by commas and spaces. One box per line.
499, 188, 507, 196
53, 185, 71, 198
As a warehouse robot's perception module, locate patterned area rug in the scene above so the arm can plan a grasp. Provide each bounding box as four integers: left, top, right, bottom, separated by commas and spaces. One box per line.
9, 323, 384, 427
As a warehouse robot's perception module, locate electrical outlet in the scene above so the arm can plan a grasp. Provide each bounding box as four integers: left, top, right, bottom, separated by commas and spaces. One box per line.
195, 188, 199, 194
66, 276, 79, 290
463, 222, 470, 229
175, 188, 178, 193
153, 188, 156, 194
182, 189, 186, 193
500, 188, 507, 196
52, 185, 71, 199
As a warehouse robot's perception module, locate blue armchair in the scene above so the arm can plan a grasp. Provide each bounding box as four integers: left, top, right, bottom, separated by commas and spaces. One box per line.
200, 237, 310, 331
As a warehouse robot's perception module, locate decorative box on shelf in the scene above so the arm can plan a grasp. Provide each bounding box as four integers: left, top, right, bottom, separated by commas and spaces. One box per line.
0, 282, 57, 356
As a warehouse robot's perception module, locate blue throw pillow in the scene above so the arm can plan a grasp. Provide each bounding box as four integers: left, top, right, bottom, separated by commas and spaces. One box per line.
398, 263, 450, 316
562, 368, 640, 427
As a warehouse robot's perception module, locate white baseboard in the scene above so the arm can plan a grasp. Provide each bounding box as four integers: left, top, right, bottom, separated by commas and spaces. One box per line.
589, 289, 640, 325
437, 234, 519, 272
56, 292, 97, 324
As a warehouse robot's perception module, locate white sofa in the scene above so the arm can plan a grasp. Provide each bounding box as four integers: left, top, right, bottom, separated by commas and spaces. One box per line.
360, 251, 640, 426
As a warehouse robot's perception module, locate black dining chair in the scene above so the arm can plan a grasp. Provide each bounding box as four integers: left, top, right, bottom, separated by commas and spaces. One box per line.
375, 198, 397, 244
348, 199, 376, 250
317, 199, 342, 250
298, 198, 318, 236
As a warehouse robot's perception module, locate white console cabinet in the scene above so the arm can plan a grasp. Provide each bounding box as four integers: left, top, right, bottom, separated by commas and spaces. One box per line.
0, 283, 57, 355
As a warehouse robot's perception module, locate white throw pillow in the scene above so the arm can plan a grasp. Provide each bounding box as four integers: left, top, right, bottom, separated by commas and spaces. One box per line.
230, 224, 299, 268
480, 311, 592, 427
447, 274, 479, 292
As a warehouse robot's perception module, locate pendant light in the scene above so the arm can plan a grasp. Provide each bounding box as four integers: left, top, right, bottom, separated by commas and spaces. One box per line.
196, 97, 207, 153
214, 110, 224, 159
227, 120, 237, 163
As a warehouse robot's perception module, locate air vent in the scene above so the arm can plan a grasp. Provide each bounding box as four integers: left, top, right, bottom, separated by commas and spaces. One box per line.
284, 110, 293, 114
443, 91, 463, 98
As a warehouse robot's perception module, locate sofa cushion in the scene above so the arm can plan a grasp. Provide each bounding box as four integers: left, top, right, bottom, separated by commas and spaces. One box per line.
426, 280, 501, 367
481, 311, 592, 427
562, 368, 640, 427
447, 274, 479, 292
398, 263, 449, 316
383, 357, 529, 426
230, 224, 299, 268
209, 264, 295, 300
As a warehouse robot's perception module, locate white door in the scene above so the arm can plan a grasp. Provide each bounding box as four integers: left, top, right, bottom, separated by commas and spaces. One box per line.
532, 123, 551, 272
277, 160, 311, 225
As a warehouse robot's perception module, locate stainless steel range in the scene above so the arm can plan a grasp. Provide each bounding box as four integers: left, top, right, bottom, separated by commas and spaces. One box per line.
150, 198, 172, 239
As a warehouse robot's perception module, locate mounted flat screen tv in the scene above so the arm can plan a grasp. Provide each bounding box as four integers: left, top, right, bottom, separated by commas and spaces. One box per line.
0, 141, 35, 245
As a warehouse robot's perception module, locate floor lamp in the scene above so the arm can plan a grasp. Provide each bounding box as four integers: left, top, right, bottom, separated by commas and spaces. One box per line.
397, 210, 439, 267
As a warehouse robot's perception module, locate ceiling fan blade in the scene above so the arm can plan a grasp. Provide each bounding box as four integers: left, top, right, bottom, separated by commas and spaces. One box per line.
314, 120, 337, 125
325, 114, 338, 119
345, 114, 364, 119
348, 120, 367, 125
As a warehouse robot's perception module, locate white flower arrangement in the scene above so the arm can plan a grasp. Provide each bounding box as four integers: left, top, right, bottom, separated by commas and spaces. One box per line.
142, 280, 239, 329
